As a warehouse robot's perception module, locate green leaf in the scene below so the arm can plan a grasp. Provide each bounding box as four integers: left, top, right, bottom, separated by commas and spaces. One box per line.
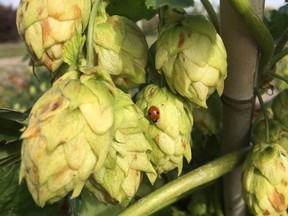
106, 0, 157, 21
0, 142, 21, 167
63, 34, 86, 67
264, 5, 288, 40
145, 0, 193, 9
80, 189, 123, 216
0, 165, 60, 216
0, 108, 28, 123
0, 118, 23, 144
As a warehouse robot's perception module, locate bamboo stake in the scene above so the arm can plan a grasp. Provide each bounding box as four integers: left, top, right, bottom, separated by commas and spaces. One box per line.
220, 0, 264, 215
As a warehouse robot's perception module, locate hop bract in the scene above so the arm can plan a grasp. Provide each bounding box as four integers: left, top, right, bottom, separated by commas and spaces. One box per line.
86, 89, 156, 206
16, 0, 91, 72
242, 143, 288, 215
94, 6, 148, 91
19, 70, 114, 207
155, 15, 227, 108
136, 84, 193, 175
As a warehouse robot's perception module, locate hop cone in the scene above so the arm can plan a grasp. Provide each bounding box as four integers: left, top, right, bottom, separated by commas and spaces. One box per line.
16, 0, 91, 72
19, 70, 114, 207
155, 15, 227, 108
272, 90, 288, 128
253, 119, 288, 150
93, 4, 148, 91
136, 84, 193, 175
86, 89, 156, 206
242, 143, 288, 215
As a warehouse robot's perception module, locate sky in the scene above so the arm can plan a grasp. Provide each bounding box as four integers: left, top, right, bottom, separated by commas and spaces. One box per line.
0, 0, 285, 9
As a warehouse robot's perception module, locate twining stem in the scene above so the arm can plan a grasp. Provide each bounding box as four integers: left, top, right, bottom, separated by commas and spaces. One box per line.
269, 48, 288, 69
271, 72, 288, 84
200, 0, 220, 33
86, 0, 101, 67
118, 149, 248, 216
255, 90, 270, 143
274, 28, 288, 55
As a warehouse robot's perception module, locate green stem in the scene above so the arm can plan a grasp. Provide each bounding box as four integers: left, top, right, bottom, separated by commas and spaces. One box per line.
227, 0, 274, 77
274, 27, 288, 55
86, 0, 101, 67
200, 0, 220, 34
255, 89, 270, 143
269, 48, 288, 69
271, 72, 288, 84
118, 149, 248, 216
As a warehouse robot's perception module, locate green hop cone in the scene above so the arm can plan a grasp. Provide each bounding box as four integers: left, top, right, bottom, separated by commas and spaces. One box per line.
93, 3, 148, 91
242, 143, 288, 215
155, 15, 227, 108
272, 90, 288, 128
188, 191, 208, 216
16, 0, 91, 72
19, 69, 115, 207
136, 84, 193, 175
253, 119, 288, 150
86, 89, 156, 206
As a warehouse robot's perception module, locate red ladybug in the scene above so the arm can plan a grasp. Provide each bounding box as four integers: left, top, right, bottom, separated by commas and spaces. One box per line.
148, 106, 160, 123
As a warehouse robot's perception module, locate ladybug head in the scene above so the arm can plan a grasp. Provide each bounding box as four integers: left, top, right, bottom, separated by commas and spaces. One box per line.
148, 106, 160, 123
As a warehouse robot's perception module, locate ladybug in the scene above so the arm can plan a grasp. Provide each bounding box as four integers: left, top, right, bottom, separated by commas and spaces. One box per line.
148, 106, 160, 123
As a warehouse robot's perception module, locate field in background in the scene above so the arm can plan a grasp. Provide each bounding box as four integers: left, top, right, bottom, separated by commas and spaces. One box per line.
0, 42, 27, 58
0, 42, 49, 111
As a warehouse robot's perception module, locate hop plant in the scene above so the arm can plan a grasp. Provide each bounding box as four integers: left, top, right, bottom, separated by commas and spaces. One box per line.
19, 69, 115, 207
242, 143, 288, 215
155, 15, 227, 108
136, 84, 193, 175
16, 0, 91, 72
93, 3, 148, 91
86, 89, 156, 206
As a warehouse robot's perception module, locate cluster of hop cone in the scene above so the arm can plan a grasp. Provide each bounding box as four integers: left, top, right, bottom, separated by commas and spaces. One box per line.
17, 0, 227, 207
242, 89, 288, 216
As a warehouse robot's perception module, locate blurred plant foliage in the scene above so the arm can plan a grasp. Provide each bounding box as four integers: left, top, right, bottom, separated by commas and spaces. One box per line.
264, 3, 288, 91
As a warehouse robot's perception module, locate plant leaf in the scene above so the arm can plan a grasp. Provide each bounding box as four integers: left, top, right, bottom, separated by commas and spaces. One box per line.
106, 0, 157, 21
0, 108, 28, 123
0, 118, 24, 144
80, 189, 123, 216
0, 165, 60, 216
264, 6, 288, 40
63, 34, 86, 67
145, 0, 193, 9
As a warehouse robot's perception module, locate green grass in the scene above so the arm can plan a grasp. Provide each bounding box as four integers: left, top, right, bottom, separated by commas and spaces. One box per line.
0, 42, 27, 58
